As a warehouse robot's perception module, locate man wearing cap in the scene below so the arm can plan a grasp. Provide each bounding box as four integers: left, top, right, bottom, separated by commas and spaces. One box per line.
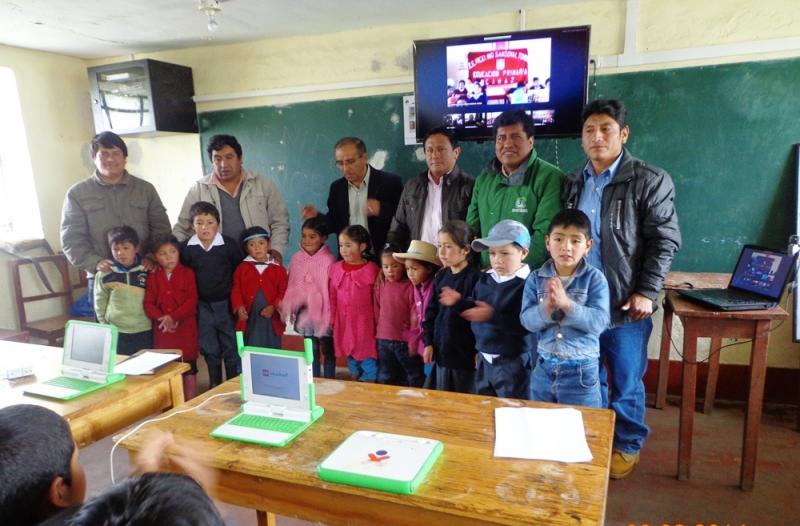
564, 99, 680, 479
387, 127, 474, 249
467, 109, 563, 269
61, 131, 171, 296
301, 137, 403, 255
173, 134, 290, 261
440, 219, 536, 399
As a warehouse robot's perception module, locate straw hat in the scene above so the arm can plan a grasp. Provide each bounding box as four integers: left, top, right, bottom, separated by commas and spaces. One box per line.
392, 240, 441, 266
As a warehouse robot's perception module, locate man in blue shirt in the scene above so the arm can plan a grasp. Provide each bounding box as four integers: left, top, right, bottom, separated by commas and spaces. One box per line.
563, 99, 681, 479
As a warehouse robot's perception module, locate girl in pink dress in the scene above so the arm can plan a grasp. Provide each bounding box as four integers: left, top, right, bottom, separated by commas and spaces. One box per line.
329, 225, 380, 381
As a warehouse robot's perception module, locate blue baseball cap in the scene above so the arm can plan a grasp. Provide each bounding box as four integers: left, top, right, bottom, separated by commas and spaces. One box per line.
471, 219, 531, 251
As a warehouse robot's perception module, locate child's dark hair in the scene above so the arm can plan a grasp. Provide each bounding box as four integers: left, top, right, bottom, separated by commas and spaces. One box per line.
150, 234, 180, 254
547, 209, 592, 239
0, 405, 76, 526
381, 242, 403, 259
240, 225, 270, 252
302, 215, 330, 238
339, 225, 373, 261
189, 201, 220, 224
69, 472, 224, 526
438, 220, 480, 268
107, 225, 139, 247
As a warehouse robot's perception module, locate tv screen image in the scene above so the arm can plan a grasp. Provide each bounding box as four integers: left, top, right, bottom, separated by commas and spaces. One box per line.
414, 26, 590, 141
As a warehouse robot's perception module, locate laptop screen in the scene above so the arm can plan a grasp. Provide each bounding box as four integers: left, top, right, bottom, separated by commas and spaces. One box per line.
250, 353, 301, 401
730, 246, 795, 300
63, 321, 115, 371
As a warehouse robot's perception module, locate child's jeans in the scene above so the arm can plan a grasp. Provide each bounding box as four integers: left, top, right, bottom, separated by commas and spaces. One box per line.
310, 336, 335, 379
530, 355, 602, 408
197, 299, 240, 388
376, 339, 424, 387
346, 356, 377, 382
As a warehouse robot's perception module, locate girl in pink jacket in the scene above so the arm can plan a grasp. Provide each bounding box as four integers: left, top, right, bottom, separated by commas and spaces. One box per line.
329, 225, 380, 382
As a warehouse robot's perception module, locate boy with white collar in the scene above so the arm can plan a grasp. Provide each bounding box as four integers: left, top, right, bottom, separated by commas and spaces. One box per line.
439, 219, 535, 399
180, 201, 243, 388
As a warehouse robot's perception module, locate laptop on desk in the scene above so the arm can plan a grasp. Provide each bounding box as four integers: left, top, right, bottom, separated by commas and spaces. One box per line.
678, 245, 796, 311
211, 334, 324, 447
24, 320, 124, 400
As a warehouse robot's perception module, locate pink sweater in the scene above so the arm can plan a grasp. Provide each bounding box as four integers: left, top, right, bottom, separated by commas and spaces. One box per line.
281, 245, 335, 337
329, 260, 380, 361
373, 279, 414, 342
408, 278, 435, 357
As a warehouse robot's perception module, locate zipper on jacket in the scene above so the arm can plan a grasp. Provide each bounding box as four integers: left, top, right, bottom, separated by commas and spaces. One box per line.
614, 200, 622, 229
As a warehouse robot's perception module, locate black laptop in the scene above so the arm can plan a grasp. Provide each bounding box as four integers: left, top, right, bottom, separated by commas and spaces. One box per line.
678, 245, 796, 311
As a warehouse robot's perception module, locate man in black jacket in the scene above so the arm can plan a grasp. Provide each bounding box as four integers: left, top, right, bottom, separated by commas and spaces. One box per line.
564, 99, 681, 479
302, 137, 403, 254
387, 127, 474, 249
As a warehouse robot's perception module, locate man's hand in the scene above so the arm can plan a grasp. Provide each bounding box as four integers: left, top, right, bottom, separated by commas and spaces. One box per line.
621, 292, 653, 320
300, 204, 319, 220
236, 306, 248, 322
140, 255, 157, 272
548, 277, 572, 313
423, 345, 434, 364
461, 300, 494, 322
439, 286, 461, 306
95, 259, 114, 273
365, 198, 381, 217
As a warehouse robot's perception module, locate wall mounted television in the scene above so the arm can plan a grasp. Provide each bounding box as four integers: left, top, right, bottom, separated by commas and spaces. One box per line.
413, 25, 590, 142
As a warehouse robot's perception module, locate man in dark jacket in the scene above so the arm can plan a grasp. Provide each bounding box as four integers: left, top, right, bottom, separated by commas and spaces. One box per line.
387, 127, 474, 249
564, 99, 681, 479
302, 137, 403, 254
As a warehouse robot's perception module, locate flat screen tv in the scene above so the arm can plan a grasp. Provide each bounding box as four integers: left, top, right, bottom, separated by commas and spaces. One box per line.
413, 25, 590, 141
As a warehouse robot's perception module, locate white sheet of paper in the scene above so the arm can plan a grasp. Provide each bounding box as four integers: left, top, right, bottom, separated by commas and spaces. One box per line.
114, 351, 181, 375
493, 407, 593, 463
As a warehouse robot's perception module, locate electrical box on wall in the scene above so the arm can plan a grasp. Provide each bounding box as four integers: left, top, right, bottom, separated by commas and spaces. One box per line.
88, 59, 198, 136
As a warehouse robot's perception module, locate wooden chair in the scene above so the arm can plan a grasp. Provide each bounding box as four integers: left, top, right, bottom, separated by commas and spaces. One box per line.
9, 254, 90, 346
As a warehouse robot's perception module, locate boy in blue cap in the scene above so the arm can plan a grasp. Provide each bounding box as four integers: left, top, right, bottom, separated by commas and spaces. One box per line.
439, 219, 536, 399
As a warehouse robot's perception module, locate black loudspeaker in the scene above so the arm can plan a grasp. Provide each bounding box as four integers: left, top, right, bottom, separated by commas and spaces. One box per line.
88, 59, 198, 136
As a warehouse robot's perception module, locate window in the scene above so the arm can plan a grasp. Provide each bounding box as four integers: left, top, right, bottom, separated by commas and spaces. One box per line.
0, 67, 43, 241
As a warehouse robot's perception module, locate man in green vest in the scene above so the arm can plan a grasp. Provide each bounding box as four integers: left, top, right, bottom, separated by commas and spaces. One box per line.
467, 109, 564, 268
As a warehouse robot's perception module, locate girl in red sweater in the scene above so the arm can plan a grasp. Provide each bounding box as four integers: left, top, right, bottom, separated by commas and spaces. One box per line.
231, 226, 288, 348
143, 236, 199, 399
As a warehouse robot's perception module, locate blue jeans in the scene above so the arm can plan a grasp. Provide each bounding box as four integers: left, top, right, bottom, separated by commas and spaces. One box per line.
377, 339, 424, 387
310, 336, 335, 379
599, 318, 653, 454
531, 355, 602, 408
347, 356, 377, 382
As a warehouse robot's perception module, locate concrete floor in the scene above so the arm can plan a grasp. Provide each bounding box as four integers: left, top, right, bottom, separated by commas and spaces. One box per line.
79, 360, 800, 526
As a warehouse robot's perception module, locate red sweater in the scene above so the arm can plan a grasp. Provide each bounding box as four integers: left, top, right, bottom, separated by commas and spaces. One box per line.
143, 264, 199, 360
231, 259, 288, 336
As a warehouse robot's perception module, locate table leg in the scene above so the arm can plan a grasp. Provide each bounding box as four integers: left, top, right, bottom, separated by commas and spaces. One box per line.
655, 300, 674, 409
702, 337, 722, 414
168, 372, 185, 408
740, 320, 769, 491
678, 322, 698, 481
256, 511, 276, 526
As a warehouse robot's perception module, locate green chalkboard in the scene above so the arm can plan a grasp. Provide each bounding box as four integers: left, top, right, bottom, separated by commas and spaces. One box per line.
198, 56, 800, 271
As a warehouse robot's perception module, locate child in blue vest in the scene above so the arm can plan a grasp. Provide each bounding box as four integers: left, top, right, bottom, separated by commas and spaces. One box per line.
520, 209, 610, 407
439, 219, 536, 399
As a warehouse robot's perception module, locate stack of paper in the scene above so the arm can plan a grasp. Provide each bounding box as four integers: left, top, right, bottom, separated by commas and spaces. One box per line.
114, 351, 180, 375
494, 407, 593, 463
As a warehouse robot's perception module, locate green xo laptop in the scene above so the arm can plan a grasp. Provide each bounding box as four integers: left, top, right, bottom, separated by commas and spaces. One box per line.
210, 334, 324, 447
24, 320, 124, 400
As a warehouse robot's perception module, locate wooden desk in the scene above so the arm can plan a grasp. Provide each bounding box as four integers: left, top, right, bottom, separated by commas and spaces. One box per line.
0, 341, 188, 447
119, 379, 615, 526
656, 290, 787, 490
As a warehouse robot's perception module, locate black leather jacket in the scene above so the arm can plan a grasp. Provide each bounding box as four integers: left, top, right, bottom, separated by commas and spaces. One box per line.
563, 149, 681, 325
387, 166, 474, 249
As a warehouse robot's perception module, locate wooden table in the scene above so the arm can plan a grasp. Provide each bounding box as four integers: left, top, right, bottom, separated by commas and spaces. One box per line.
0, 341, 188, 447
656, 290, 787, 490
119, 379, 615, 526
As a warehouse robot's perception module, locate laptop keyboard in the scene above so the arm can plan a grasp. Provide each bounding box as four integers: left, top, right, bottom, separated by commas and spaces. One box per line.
229, 414, 306, 433
46, 376, 101, 390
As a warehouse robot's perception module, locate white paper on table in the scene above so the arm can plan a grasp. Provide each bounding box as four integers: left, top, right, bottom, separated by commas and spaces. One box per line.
114, 351, 181, 375
493, 407, 593, 463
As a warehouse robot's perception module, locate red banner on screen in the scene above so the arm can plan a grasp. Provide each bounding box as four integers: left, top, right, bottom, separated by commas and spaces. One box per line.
467, 49, 529, 86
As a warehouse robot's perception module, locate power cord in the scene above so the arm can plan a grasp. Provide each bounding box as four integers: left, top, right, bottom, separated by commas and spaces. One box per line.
109, 391, 238, 484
